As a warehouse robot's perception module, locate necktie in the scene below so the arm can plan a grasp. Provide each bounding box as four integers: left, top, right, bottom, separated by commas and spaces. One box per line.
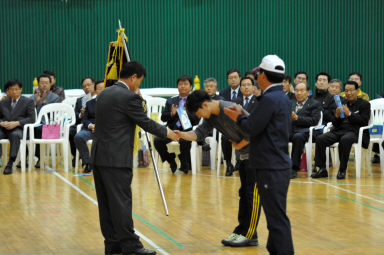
11, 100, 16, 111
232, 91, 237, 100
176, 98, 186, 127
295, 103, 303, 113
244, 97, 249, 109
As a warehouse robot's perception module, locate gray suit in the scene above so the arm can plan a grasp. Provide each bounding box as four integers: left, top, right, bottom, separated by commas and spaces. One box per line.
0, 96, 35, 161
91, 81, 168, 254
30, 92, 60, 114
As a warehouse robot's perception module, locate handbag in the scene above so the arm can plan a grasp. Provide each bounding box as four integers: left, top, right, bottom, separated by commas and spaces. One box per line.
42, 124, 61, 139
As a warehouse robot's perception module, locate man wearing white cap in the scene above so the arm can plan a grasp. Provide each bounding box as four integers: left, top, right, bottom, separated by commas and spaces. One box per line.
224, 55, 294, 254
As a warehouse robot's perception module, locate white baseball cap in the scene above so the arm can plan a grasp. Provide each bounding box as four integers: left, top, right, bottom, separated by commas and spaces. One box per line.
259, 55, 285, 74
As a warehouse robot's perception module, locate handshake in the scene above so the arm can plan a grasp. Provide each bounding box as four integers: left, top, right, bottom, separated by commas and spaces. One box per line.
166, 128, 195, 142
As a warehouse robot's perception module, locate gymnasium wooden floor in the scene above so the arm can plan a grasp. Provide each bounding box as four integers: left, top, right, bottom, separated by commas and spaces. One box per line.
1, 159, 384, 255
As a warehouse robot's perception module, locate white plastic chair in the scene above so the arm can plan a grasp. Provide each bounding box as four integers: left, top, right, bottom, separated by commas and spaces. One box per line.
23, 103, 76, 172
367, 98, 384, 175
62, 97, 78, 109
325, 110, 373, 178
304, 111, 323, 176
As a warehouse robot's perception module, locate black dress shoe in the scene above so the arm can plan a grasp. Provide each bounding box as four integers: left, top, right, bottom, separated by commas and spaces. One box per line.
290, 169, 297, 179
35, 160, 40, 169
337, 170, 346, 179
372, 154, 380, 164
311, 167, 328, 178
125, 247, 156, 255
167, 153, 177, 174
225, 164, 234, 176
3, 164, 13, 175
179, 164, 189, 174
83, 163, 92, 173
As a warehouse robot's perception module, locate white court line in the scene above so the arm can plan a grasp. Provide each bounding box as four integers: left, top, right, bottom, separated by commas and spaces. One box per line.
312, 179, 384, 205
52, 170, 170, 255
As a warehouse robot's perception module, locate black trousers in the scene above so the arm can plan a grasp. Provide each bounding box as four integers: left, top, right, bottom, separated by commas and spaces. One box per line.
289, 132, 309, 170
221, 136, 232, 162
69, 125, 77, 158
0, 127, 23, 162
233, 159, 261, 239
314, 131, 357, 171
154, 136, 191, 168
93, 165, 143, 254
256, 169, 294, 255
34, 126, 42, 158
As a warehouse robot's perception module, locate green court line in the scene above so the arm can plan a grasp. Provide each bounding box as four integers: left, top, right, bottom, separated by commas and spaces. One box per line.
335, 194, 384, 213
68, 170, 183, 248
373, 193, 384, 198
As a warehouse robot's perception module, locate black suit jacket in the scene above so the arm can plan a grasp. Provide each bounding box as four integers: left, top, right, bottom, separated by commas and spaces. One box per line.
219, 87, 243, 102
235, 95, 259, 113
74, 97, 84, 125
82, 98, 96, 130
161, 96, 200, 130
211, 94, 223, 100
92, 81, 168, 168
291, 97, 322, 133
311, 89, 337, 124
0, 96, 35, 128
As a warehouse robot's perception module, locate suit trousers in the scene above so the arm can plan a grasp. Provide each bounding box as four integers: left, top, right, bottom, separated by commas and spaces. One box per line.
74, 129, 93, 165
233, 159, 261, 239
221, 136, 233, 163
289, 132, 309, 170
69, 125, 77, 157
34, 126, 42, 158
0, 127, 23, 161
314, 131, 357, 171
256, 169, 294, 255
154, 136, 191, 167
93, 165, 143, 254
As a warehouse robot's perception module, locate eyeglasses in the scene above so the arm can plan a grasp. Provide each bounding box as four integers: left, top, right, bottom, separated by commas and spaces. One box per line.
344, 89, 356, 94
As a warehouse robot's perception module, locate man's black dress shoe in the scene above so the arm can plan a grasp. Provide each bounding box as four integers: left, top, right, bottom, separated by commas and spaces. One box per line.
3, 164, 13, 175
167, 153, 177, 173
290, 169, 297, 179
311, 167, 328, 178
83, 163, 92, 173
125, 247, 156, 255
35, 159, 40, 169
225, 164, 234, 176
372, 154, 380, 164
337, 170, 346, 179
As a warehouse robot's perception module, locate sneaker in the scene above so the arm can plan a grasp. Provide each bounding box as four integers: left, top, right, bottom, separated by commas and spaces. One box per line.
227, 234, 258, 247
221, 233, 238, 246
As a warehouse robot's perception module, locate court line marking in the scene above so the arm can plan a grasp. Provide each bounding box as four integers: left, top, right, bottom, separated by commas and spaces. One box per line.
335, 194, 384, 213
51, 170, 171, 255
312, 179, 384, 205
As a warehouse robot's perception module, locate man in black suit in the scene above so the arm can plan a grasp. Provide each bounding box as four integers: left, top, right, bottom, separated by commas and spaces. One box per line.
204, 77, 222, 100
312, 81, 371, 179
154, 75, 200, 174
311, 72, 336, 125
69, 77, 95, 166
290, 82, 322, 178
282, 74, 295, 100
0, 79, 35, 174
74, 80, 104, 173
219, 69, 243, 176
91, 61, 178, 255
235, 77, 259, 113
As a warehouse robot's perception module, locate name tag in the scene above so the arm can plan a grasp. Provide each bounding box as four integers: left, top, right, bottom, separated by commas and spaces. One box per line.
177, 108, 192, 130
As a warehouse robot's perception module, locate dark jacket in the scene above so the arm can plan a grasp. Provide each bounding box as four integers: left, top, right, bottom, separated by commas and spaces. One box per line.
82, 98, 96, 130
74, 97, 83, 125
50, 85, 65, 102
92, 81, 168, 168
161, 96, 200, 130
332, 97, 371, 148
237, 85, 291, 170
311, 89, 336, 124
234, 95, 259, 113
0, 96, 35, 128
219, 86, 243, 102
290, 97, 322, 133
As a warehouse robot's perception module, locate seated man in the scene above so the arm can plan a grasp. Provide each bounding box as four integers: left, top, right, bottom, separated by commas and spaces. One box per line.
204, 77, 222, 100
312, 81, 371, 179
69, 77, 95, 167
74, 80, 104, 173
43, 70, 65, 102
290, 83, 321, 178
176, 90, 260, 247
282, 74, 295, 100
30, 73, 61, 168
154, 75, 200, 174
340, 72, 369, 101
328, 79, 342, 96
0, 79, 35, 174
